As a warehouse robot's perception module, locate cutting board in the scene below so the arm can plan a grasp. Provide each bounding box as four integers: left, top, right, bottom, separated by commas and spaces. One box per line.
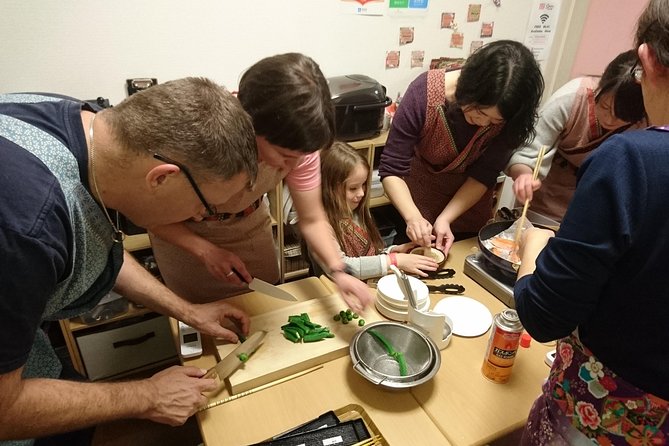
217, 292, 384, 394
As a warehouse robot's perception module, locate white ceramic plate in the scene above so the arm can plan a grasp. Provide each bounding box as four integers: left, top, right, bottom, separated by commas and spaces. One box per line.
431, 296, 493, 337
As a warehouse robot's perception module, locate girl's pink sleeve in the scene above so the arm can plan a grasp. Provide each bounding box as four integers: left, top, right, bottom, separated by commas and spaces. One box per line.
284, 151, 321, 191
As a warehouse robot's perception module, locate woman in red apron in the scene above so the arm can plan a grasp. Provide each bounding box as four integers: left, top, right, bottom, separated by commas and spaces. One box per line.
516, 3, 669, 443
379, 40, 544, 256
507, 50, 646, 222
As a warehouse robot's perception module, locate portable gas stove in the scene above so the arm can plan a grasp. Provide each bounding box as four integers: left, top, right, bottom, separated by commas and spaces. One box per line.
463, 252, 515, 308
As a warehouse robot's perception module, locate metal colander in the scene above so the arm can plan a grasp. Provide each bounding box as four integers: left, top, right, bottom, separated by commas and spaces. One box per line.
350, 321, 441, 389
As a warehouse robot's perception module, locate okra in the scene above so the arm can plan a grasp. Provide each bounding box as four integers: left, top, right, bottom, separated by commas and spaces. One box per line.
282, 312, 334, 343
302, 332, 330, 342
283, 330, 300, 343
237, 353, 249, 362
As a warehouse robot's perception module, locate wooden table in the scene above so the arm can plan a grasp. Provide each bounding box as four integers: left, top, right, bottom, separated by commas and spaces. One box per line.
175, 239, 554, 446
411, 240, 554, 446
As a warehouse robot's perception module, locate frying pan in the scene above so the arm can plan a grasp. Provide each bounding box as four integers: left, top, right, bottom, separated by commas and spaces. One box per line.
478, 220, 520, 275
478, 220, 558, 276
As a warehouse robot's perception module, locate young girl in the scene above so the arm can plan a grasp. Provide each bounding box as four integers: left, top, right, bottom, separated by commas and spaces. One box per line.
310, 142, 438, 280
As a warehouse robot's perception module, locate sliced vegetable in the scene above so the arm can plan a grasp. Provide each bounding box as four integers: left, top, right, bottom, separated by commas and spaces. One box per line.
283, 330, 300, 343
358, 319, 365, 326
368, 329, 408, 376
237, 352, 249, 362
281, 313, 334, 343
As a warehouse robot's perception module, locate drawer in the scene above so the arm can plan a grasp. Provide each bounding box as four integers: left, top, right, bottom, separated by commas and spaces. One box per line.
76, 314, 177, 380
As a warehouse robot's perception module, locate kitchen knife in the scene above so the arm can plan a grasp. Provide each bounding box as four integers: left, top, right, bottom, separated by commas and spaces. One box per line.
249, 278, 298, 301
203, 330, 267, 393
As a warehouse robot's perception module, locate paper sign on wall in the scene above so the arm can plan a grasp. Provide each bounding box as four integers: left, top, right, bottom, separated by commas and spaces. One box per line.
389, 0, 429, 16
340, 0, 385, 16
523, 0, 562, 64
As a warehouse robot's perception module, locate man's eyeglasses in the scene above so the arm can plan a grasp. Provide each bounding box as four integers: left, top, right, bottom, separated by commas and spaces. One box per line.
630, 60, 644, 83
153, 153, 217, 216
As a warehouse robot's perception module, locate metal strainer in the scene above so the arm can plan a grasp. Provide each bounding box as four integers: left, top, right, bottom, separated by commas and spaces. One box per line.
350, 321, 441, 389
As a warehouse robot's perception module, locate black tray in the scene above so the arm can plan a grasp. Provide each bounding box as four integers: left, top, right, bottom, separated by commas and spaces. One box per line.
252, 419, 370, 446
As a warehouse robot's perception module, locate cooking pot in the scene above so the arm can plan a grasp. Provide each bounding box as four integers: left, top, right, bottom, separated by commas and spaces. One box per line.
328, 74, 392, 141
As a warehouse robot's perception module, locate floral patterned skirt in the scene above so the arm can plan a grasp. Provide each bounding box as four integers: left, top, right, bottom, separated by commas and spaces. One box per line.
521, 335, 669, 445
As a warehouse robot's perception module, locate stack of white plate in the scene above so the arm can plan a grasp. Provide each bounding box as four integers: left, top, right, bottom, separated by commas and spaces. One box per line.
375, 274, 430, 322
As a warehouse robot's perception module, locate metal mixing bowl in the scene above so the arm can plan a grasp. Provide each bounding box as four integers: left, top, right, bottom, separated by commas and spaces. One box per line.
349, 321, 441, 389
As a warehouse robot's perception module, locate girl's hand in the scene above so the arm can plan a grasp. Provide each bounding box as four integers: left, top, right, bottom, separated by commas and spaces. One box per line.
396, 253, 438, 277
405, 216, 434, 247
513, 173, 542, 203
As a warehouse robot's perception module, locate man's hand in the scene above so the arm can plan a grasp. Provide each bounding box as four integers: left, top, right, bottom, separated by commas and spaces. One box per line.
185, 301, 250, 343
142, 366, 215, 426
200, 246, 252, 285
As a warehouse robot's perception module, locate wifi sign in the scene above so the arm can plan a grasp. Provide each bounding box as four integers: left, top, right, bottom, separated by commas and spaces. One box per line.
540, 13, 549, 23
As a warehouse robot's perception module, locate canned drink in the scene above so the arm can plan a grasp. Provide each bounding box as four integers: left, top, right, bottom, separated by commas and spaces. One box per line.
481, 309, 524, 383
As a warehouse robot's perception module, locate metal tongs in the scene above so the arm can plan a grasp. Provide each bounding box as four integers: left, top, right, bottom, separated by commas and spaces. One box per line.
390, 265, 418, 309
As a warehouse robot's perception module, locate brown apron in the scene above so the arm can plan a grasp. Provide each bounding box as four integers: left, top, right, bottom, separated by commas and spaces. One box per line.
150, 163, 285, 303
407, 69, 502, 232
531, 86, 635, 222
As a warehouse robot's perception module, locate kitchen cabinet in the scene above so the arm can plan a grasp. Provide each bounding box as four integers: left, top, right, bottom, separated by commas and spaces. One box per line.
272, 131, 390, 282
59, 236, 175, 379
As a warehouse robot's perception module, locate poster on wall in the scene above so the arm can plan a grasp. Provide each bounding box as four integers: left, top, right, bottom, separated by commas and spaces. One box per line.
340, 0, 385, 16
389, 0, 429, 16
523, 0, 562, 64
399, 27, 415, 45
411, 50, 425, 68
386, 51, 401, 69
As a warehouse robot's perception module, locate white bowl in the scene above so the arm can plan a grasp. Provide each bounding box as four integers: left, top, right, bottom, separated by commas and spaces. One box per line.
376, 274, 429, 308
375, 295, 431, 322
410, 246, 446, 266
376, 288, 429, 311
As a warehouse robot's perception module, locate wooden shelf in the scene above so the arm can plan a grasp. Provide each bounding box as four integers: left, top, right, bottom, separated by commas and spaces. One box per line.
369, 195, 390, 208
347, 130, 388, 149
285, 268, 309, 281
66, 304, 154, 333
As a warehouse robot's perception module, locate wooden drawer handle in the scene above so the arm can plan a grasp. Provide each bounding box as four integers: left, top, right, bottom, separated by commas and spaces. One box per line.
112, 331, 156, 348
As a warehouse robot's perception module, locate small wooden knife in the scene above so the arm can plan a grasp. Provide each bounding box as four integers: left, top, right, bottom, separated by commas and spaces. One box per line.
203, 330, 267, 393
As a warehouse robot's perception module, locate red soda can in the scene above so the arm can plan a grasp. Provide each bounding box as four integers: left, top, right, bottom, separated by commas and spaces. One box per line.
481, 309, 523, 383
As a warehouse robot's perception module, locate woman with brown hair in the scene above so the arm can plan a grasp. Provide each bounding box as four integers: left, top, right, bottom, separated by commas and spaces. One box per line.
149, 53, 373, 312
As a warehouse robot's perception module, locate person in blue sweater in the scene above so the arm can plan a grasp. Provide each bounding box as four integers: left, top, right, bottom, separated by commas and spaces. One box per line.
515, 1, 669, 443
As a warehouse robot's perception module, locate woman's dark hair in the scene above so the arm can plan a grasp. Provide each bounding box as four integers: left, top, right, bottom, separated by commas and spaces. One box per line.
238, 53, 335, 153
635, 0, 669, 67
455, 40, 544, 148
595, 50, 645, 123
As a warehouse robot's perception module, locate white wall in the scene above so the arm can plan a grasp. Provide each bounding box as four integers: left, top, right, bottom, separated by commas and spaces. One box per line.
1, 0, 541, 105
